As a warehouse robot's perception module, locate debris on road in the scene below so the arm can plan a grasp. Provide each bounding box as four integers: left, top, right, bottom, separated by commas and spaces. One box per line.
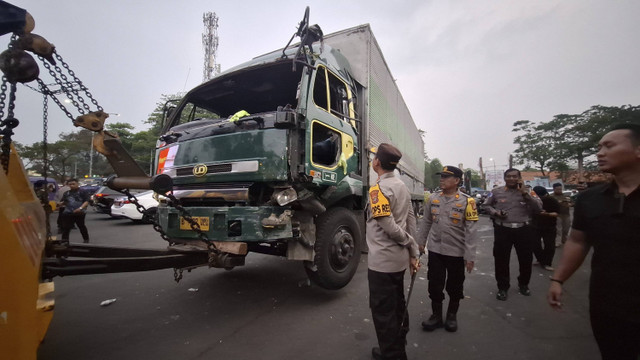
100, 299, 117, 307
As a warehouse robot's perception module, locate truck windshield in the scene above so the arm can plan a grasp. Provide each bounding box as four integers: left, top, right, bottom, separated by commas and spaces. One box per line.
171, 61, 303, 128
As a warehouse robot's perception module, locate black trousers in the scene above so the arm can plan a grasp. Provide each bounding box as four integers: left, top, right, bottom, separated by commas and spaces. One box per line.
56, 206, 65, 229
368, 269, 408, 360
60, 212, 89, 242
591, 308, 640, 360
493, 225, 533, 290
532, 225, 556, 267
427, 251, 465, 303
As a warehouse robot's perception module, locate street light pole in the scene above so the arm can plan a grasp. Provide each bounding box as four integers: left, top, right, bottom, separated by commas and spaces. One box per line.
89, 132, 94, 178
489, 158, 497, 188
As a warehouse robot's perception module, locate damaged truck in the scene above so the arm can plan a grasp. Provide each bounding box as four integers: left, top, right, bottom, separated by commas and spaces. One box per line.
152, 9, 425, 289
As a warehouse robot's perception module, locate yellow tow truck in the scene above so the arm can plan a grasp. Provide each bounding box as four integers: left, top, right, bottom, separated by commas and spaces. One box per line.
0, 3, 210, 358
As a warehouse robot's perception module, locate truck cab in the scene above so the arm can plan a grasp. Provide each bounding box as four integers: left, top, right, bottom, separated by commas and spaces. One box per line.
156, 41, 364, 289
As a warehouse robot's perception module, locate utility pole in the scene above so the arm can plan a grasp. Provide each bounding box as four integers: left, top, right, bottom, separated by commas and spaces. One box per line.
202, 12, 221, 82
88, 132, 94, 178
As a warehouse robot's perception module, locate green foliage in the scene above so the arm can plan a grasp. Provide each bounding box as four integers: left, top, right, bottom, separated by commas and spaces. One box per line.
464, 168, 482, 187
423, 158, 442, 190
513, 104, 640, 176
512, 120, 555, 176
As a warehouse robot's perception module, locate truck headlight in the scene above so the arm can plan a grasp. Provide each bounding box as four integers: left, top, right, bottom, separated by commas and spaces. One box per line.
274, 187, 297, 206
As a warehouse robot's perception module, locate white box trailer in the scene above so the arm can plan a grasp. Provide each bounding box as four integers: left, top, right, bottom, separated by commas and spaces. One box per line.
323, 25, 425, 198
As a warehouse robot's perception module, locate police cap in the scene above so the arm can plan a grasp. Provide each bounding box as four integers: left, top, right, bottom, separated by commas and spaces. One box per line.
375, 143, 402, 170
437, 165, 463, 178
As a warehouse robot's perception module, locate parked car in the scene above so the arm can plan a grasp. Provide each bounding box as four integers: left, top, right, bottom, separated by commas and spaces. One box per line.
91, 186, 135, 215
111, 190, 162, 223
80, 184, 100, 197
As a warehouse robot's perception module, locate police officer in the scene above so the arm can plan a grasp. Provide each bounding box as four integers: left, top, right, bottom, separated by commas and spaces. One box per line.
418, 166, 478, 333
367, 143, 420, 360
483, 168, 542, 301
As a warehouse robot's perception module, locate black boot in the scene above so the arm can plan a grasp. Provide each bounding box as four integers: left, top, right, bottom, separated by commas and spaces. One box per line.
444, 300, 459, 332
421, 302, 443, 331
444, 313, 458, 332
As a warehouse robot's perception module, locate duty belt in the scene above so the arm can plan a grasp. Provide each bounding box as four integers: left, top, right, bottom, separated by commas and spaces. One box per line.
494, 220, 529, 229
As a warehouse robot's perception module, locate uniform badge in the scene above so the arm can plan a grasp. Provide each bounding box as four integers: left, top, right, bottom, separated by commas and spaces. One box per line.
371, 190, 379, 204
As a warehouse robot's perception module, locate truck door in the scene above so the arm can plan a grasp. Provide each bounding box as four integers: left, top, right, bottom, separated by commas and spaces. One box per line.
305, 65, 358, 185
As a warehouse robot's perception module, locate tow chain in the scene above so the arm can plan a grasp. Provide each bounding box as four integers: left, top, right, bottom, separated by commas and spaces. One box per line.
38, 50, 102, 118
0, 77, 18, 174
116, 188, 220, 282
38, 86, 52, 240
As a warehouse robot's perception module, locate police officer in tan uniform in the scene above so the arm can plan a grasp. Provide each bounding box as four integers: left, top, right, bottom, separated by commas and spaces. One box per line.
418, 166, 478, 333
483, 168, 542, 301
367, 143, 420, 360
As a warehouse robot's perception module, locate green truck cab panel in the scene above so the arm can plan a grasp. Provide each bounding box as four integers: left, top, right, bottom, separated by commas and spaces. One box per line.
159, 129, 288, 184
158, 206, 292, 242
302, 62, 360, 188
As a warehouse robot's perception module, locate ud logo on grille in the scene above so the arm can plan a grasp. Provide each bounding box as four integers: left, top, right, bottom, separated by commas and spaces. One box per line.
193, 164, 208, 177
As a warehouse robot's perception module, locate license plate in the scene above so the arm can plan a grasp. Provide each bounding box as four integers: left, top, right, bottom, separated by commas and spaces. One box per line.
179, 216, 210, 231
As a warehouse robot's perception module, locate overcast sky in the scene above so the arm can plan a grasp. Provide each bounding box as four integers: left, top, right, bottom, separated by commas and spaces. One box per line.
3, 0, 639, 173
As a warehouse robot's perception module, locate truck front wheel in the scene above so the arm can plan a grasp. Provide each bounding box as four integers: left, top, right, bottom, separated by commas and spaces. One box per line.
305, 207, 362, 290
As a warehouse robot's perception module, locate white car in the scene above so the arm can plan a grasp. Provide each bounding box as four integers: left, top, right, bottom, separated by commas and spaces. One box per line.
110, 190, 162, 223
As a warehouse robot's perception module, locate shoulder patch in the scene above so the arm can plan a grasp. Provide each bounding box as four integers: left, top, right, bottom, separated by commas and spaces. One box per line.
465, 197, 479, 221
369, 184, 391, 218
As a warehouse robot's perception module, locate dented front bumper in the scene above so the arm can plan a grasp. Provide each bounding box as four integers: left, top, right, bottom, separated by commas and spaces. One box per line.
157, 205, 293, 242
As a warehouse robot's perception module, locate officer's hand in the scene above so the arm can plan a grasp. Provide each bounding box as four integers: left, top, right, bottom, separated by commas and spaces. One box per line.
419, 245, 425, 255
548, 282, 563, 310
496, 210, 508, 219
465, 261, 474, 273
410, 257, 420, 274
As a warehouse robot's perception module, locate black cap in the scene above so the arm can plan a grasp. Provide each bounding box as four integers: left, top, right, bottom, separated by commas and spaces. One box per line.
375, 143, 402, 170
436, 165, 463, 178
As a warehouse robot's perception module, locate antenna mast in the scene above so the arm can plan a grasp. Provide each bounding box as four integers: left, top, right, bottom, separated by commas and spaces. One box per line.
202, 12, 221, 82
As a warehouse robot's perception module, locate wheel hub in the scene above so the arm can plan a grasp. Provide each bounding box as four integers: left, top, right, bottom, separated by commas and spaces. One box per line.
330, 227, 354, 272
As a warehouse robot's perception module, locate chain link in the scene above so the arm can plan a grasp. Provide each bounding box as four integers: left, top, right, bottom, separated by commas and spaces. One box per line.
0, 81, 18, 174
0, 78, 7, 120
115, 188, 221, 282
54, 51, 103, 111
39, 91, 52, 240
116, 188, 219, 253
165, 193, 218, 253
35, 79, 76, 121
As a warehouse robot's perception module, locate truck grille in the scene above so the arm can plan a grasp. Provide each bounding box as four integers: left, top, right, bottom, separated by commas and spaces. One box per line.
176, 163, 233, 176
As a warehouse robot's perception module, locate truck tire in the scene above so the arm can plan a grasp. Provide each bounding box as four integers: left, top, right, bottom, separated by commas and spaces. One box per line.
305, 207, 362, 290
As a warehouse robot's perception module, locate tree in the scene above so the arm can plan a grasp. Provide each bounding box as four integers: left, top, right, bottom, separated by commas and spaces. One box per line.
541, 105, 640, 178
512, 120, 555, 176
464, 168, 482, 188
145, 93, 184, 134
423, 158, 443, 190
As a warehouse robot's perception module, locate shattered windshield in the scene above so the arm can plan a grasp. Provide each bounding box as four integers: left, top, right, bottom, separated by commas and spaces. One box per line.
173, 61, 303, 127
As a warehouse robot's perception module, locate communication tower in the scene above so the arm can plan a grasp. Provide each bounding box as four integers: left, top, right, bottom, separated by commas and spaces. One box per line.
202, 12, 221, 82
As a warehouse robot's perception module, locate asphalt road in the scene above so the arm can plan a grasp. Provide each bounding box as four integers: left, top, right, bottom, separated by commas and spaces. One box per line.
38, 212, 599, 360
